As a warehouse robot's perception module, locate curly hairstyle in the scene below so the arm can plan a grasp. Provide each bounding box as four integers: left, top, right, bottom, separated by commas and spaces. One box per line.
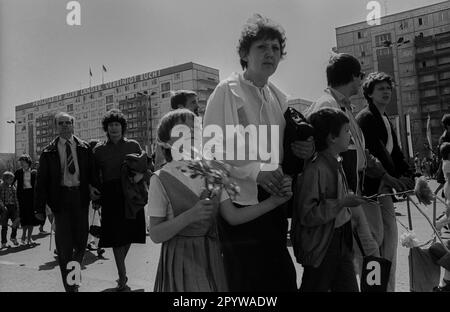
102, 109, 127, 135
18, 154, 32, 166
157, 109, 196, 162
362, 72, 394, 106
326, 53, 362, 88
307, 107, 349, 152
237, 14, 287, 70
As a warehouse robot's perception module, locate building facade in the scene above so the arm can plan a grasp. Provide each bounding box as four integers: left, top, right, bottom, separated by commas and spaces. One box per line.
15, 62, 219, 159
335, 1, 450, 158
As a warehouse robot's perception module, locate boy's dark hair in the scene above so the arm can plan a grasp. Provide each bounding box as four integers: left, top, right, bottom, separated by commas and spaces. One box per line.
157, 109, 196, 162
440, 142, 450, 160
442, 114, 450, 128
102, 109, 127, 135
307, 108, 349, 152
18, 154, 32, 166
237, 14, 287, 70
362, 72, 394, 105
170, 90, 197, 110
326, 53, 361, 88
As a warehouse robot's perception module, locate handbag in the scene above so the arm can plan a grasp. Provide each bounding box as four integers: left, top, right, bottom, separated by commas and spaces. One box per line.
89, 209, 101, 238
354, 230, 391, 292
282, 107, 314, 176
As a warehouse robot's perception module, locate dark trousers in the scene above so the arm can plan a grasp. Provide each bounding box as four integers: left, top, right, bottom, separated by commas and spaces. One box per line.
1, 205, 18, 244
300, 221, 358, 292
54, 188, 89, 292
219, 187, 297, 292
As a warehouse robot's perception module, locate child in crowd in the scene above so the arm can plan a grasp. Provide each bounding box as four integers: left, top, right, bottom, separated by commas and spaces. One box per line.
0, 171, 20, 248
148, 109, 293, 292
291, 108, 368, 292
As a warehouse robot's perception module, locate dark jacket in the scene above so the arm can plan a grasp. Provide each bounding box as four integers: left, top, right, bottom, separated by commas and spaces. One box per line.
291, 152, 345, 267
14, 168, 37, 201
436, 131, 450, 184
34, 136, 93, 214
356, 104, 411, 195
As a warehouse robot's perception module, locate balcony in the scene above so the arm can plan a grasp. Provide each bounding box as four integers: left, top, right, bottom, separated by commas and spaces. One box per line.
418, 80, 438, 90
415, 50, 435, 61
415, 35, 434, 47
417, 66, 439, 74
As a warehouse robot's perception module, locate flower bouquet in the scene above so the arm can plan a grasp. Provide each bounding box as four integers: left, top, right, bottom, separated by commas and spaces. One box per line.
180, 159, 240, 201
400, 231, 421, 248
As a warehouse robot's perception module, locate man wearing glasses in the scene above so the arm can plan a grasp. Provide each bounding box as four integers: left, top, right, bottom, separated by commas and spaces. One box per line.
34, 112, 95, 292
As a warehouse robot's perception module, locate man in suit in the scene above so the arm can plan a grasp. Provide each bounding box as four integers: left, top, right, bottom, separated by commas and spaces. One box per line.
34, 112, 95, 292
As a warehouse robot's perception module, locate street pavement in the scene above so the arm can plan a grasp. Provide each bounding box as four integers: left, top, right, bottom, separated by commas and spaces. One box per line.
0, 179, 446, 292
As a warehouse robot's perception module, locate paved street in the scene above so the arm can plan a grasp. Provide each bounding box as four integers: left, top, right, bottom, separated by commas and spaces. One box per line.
0, 179, 446, 292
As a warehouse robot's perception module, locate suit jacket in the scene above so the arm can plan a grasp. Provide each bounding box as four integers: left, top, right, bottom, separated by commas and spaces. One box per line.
34, 136, 93, 214
356, 104, 411, 195
14, 168, 37, 201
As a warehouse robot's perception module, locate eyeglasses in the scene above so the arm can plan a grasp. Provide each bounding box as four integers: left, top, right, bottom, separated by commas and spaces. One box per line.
57, 121, 72, 126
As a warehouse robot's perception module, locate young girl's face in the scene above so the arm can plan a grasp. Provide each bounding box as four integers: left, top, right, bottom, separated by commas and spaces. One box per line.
334, 123, 351, 154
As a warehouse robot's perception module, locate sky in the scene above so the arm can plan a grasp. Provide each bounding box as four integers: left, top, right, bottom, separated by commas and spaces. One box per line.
0, 0, 445, 153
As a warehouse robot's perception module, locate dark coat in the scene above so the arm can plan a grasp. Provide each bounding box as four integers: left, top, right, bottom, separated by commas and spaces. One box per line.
34, 136, 93, 214
356, 104, 411, 195
14, 168, 37, 200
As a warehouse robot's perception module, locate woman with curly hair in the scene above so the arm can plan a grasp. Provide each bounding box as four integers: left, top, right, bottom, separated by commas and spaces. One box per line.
14, 154, 40, 245
203, 14, 313, 291
92, 109, 146, 291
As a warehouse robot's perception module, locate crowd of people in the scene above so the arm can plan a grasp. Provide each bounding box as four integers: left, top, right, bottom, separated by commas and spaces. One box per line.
1, 14, 450, 293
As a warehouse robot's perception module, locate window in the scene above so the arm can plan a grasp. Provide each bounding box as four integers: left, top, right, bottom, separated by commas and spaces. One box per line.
399, 20, 409, 30
151, 79, 158, 85
28, 113, 33, 121
375, 33, 392, 47
67, 104, 73, 112
106, 95, 113, 104
376, 48, 392, 56
174, 73, 181, 80
125, 85, 129, 91
418, 18, 423, 26
142, 81, 148, 87
423, 89, 437, 97
161, 92, 171, 99
161, 82, 170, 92
357, 32, 362, 39
134, 83, 137, 90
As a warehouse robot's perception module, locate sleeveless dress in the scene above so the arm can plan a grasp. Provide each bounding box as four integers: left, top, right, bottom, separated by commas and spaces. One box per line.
153, 170, 228, 292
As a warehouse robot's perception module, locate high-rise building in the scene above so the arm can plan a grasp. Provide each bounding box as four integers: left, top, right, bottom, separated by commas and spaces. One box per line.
15, 62, 219, 159
335, 1, 450, 157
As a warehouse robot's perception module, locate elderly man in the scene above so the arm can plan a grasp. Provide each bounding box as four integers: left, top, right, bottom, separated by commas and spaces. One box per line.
34, 112, 96, 292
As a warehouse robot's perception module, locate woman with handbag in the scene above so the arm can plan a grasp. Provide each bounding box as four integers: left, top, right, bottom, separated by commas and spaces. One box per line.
203, 14, 314, 291
92, 109, 146, 291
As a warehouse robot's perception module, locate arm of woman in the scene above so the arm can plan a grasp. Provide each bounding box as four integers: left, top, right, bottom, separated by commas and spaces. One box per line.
219, 177, 292, 225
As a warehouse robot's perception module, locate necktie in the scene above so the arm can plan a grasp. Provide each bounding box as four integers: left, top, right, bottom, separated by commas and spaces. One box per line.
66, 141, 76, 174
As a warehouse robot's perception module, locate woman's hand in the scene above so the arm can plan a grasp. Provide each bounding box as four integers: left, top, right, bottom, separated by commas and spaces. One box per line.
257, 167, 284, 195
269, 176, 293, 205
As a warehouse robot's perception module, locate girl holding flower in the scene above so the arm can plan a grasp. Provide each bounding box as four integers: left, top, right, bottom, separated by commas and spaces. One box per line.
148, 109, 293, 292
